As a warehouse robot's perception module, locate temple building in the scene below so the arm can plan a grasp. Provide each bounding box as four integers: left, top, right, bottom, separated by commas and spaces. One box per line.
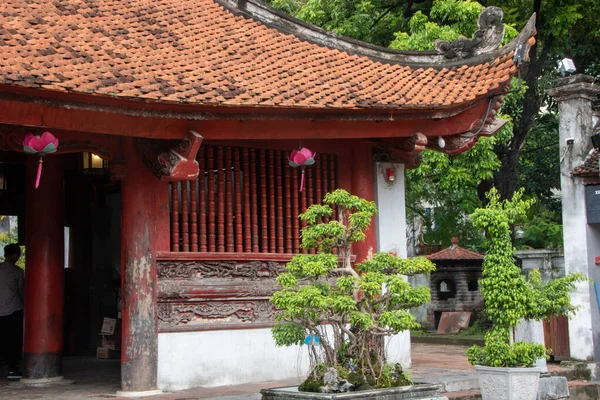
0, 0, 535, 396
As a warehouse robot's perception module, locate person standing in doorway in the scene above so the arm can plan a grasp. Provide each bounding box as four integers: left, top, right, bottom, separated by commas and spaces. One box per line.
0, 244, 24, 380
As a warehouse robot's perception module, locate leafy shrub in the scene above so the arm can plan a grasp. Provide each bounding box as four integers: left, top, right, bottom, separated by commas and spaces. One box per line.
271, 190, 434, 389
467, 188, 586, 368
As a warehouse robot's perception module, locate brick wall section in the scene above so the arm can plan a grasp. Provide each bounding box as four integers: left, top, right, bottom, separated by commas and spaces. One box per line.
426, 263, 483, 329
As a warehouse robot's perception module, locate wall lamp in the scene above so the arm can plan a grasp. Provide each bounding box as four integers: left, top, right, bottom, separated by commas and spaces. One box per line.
558, 58, 576, 77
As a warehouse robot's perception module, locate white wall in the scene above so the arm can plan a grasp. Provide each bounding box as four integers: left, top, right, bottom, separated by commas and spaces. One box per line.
374, 162, 411, 368
386, 331, 412, 369
374, 162, 407, 257
158, 327, 411, 391
158, 328, 309, 391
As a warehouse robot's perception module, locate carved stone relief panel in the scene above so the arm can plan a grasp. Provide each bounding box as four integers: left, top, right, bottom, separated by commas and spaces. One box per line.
157, 299, 276, 331
157, 260, 286, 279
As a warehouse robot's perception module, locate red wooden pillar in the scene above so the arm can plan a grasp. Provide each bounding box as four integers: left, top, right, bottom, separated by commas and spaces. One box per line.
119, 137, 161, 395
23, 155, 65, 382
351, 140, 376, 263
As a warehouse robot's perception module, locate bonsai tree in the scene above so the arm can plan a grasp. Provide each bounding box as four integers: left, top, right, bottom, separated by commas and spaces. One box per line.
271, 189, 435, 391
466, 188, 586, 368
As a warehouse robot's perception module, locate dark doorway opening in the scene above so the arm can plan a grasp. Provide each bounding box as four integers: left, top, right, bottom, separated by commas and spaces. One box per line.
64, 158, 122, 362
0, 150, 121, 384
437, 279, 456, 300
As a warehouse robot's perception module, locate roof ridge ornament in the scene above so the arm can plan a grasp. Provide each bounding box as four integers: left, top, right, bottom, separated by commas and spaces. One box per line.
434, 7, 505, 60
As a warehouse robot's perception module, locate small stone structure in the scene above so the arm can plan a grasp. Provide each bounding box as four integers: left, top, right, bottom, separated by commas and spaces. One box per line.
411, 238, 484, 330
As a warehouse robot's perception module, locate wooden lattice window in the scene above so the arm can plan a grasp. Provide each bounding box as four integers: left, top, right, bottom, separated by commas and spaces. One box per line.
169, 145, 338, 253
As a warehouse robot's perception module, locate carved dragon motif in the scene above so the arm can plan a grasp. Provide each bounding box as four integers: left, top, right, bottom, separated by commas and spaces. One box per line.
434, 7, 505, 59
137, 130, 203, 181
157, 260, 286, 279
157, 300, 276, 329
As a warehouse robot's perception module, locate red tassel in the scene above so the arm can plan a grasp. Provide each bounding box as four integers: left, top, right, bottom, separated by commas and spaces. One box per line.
300, 168, 305, 192
35, 158, 43, 189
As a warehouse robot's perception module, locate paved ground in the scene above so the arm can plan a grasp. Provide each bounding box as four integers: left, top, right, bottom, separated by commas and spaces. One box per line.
0, 343, 570, 400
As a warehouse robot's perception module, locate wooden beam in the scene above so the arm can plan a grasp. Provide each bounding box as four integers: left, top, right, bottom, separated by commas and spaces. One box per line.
0, 97, 492, 140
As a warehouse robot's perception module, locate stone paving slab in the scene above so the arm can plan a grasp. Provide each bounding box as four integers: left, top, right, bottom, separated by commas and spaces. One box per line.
0, 343, 573, 400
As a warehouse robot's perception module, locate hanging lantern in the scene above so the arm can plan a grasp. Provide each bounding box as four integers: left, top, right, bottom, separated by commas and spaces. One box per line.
23, 131, 59, 189
289, 147, 316, 192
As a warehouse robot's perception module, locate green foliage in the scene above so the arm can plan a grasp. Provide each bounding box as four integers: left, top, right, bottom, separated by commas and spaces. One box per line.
521, 207, 563, 249
467, 188, 586, 367
467, 329, 548, 368
271, 189, 434, 389
265, 0, 600, 253
0, 218, 25, 269
389, 0, 520, 50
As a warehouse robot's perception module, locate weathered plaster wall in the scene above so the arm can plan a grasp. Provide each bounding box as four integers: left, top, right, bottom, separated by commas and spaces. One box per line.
374, 162, 407, 257
374, 161, 411, 368
515, 249, 565, 282
550, 75, 600, 363
585, 224, 600, 364
157, 329, 309, 390
157, 326, 412, 391
408, 273, 430, 327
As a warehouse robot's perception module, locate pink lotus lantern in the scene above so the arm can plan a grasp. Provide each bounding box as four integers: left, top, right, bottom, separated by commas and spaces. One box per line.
23, 131, 59, 189
289, 147, 316, 192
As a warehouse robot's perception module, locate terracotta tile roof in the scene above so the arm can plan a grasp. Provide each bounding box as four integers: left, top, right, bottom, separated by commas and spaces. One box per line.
427, 238, 484, 261
573, 149, 600, 177
0, 0, 533, 110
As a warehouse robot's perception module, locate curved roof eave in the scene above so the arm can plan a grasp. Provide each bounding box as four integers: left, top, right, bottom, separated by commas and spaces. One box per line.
219, 0, 536, 68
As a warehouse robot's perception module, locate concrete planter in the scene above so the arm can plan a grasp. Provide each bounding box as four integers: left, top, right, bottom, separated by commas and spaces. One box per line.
261, 383, 448, 399
475, 365, 541, 400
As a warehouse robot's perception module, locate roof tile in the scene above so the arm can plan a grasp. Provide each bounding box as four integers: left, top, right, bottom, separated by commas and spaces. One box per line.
0, 0, 524, 110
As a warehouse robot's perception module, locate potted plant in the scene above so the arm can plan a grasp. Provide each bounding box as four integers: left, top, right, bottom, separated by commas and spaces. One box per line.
466, 188, 586, 400
262, 189, 445, 400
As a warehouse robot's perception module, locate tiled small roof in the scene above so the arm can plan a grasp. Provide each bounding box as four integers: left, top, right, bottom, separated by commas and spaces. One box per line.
427, 238, 484, 261
573, 149, 600, 177
0, 0, 534, 110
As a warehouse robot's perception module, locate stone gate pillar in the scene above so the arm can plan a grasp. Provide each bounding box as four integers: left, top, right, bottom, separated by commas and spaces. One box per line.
549, 74, 600, 372
23, 155, 65, 384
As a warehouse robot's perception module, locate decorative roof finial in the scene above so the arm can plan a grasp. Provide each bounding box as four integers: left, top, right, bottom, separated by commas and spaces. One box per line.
434, 7, 505, 60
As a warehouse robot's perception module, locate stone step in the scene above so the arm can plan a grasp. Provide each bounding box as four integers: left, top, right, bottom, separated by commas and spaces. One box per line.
411, 368, 479, 393
444, 381, 600, 400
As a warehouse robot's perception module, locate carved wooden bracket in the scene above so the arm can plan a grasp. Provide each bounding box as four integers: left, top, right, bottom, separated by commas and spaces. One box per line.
427, 118, 509, 155
434, 7, 505, 59
137, 130, 203, 181
370, 132, 428, 169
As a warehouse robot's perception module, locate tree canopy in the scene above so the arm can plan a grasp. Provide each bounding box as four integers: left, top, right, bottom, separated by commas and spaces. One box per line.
265, 0, 600, 250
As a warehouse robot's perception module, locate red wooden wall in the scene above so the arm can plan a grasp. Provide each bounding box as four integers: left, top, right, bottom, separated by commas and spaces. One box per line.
167, 141, 347, 254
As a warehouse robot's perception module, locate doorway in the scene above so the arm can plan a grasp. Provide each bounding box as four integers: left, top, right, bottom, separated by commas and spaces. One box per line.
0, 151, 122, 384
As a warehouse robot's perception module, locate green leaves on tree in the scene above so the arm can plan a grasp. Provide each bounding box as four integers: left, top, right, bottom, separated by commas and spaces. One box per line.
270, 189, 434, 387
467, 188, 586, 368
